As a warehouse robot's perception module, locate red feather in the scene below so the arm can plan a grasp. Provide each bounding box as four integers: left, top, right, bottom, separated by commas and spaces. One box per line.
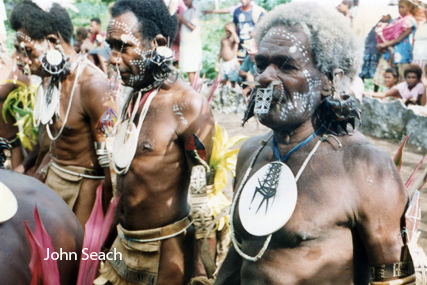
77, 183, 120, 285
25, 205, 60, 285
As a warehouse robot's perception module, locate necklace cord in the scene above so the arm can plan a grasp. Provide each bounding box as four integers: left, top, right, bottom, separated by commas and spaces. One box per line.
231, 128, 330, 262
46, 56, 86, 141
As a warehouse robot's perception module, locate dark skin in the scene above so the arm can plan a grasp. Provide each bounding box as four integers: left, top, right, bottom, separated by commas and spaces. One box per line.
371, 72, 421, 105
216, 26, 408, 285
107, 12, 216, 284
15, 30, 116, 226
0, 53, 30, 169
0, 169, 84, 285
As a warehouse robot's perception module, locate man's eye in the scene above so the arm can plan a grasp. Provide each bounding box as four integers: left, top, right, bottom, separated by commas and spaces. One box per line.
280, 63, 296, 72
256, 64, 266, 73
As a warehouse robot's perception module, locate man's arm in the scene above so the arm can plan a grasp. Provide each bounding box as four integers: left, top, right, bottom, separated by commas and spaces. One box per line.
81, 74, 117, 210
377, 28, 413, 50
203, 8, 230, 15
353, 146, 409, 279
178, 89, 215, 167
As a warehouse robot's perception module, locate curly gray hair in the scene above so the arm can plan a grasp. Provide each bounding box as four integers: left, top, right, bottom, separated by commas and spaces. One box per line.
255, 1, 362, 82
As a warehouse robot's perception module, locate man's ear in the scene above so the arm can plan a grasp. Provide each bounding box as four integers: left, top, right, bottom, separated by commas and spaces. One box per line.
320, 73, 332, 97
150, 34, 168, 49
46, 34, 59, 45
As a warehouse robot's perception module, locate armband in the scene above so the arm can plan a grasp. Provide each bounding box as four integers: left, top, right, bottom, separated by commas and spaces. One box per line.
95, 142, 109, 168
370, 262, 414, 282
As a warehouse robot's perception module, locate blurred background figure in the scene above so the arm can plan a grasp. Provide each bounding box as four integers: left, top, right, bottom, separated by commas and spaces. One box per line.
373, 0, 418, 87
89, 17, 106, 47
179, 0, 202, 85
233, 0, 265, 62
337, 0, 355, 23
0, 0, 6, 45
216, 22, 239, 88
76, 27, 94, 54
171, 0, 186, 69
372, 64, 424, 105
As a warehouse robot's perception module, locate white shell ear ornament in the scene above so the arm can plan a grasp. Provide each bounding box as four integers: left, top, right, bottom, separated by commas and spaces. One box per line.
40, 41, 69, 76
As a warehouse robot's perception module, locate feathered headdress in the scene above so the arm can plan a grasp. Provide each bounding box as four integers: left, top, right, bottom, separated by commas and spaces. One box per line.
31, 0, 79, 13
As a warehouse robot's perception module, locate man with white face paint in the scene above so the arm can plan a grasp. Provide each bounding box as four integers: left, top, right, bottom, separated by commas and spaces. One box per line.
101, 0, 215, 284
10, 1, 116, 227
216, 2, 425, 285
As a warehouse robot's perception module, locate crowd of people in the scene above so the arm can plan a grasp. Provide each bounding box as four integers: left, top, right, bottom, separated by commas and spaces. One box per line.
1, 0, 427, 285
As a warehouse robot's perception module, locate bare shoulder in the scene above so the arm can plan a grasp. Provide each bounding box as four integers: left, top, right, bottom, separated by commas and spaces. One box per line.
339, 131, 407, 202
165, 79, 213, 126
79, 64, 109, 97
236, 131, 273, 171
78, 64, 112, 114
340, 131, 395, 171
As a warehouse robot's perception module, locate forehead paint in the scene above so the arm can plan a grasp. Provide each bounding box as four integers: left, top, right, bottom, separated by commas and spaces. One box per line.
16, 31, 32, 44
16, 31, 49, 51
109, 19, 141, 47
262, 27, 310, 63
109, 18, 154, 88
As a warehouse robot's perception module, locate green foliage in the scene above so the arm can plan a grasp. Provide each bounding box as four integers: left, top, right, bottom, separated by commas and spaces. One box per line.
1, 80, 38, 150
69, 2, 110, 34
257, 0, 291, 10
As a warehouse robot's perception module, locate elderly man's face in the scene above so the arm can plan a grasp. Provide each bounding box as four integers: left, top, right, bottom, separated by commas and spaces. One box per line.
107, 12, 152, 88
15, 29, 48, 76
255, 25, 326, 130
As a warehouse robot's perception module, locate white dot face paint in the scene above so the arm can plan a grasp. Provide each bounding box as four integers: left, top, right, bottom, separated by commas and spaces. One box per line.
108, 16, 153, 89
15, 30, 49, 76
255, 26, 323, 126
289, 45, 297, 54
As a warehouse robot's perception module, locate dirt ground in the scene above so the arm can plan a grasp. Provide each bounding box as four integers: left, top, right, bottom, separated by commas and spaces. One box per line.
213, 110, 427, 250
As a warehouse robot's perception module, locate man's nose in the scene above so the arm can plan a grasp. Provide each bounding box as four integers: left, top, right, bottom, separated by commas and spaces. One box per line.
257, 64, 278, 88
109, 50, 122, 65
22, 55, 31, 65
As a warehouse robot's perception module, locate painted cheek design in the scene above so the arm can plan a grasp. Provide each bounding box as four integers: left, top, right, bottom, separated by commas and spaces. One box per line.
109, 19, 153, 87
279, 69, 321, 121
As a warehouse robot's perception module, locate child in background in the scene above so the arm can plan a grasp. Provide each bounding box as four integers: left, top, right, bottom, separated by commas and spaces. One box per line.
384, 67, 399, 91
364, 67, 398, 98
373, 0, 418, 87
216, 22, 240, 88
372, 64, 424, 105
375, 13, 395, 60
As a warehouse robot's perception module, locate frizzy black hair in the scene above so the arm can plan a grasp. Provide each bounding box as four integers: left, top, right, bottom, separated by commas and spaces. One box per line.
111, 0, 178, 46
10, 1, 73, 43
404, 64, 423, 81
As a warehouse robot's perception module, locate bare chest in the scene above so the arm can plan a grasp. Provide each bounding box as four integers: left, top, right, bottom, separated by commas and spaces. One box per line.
234, 149, 355, 247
